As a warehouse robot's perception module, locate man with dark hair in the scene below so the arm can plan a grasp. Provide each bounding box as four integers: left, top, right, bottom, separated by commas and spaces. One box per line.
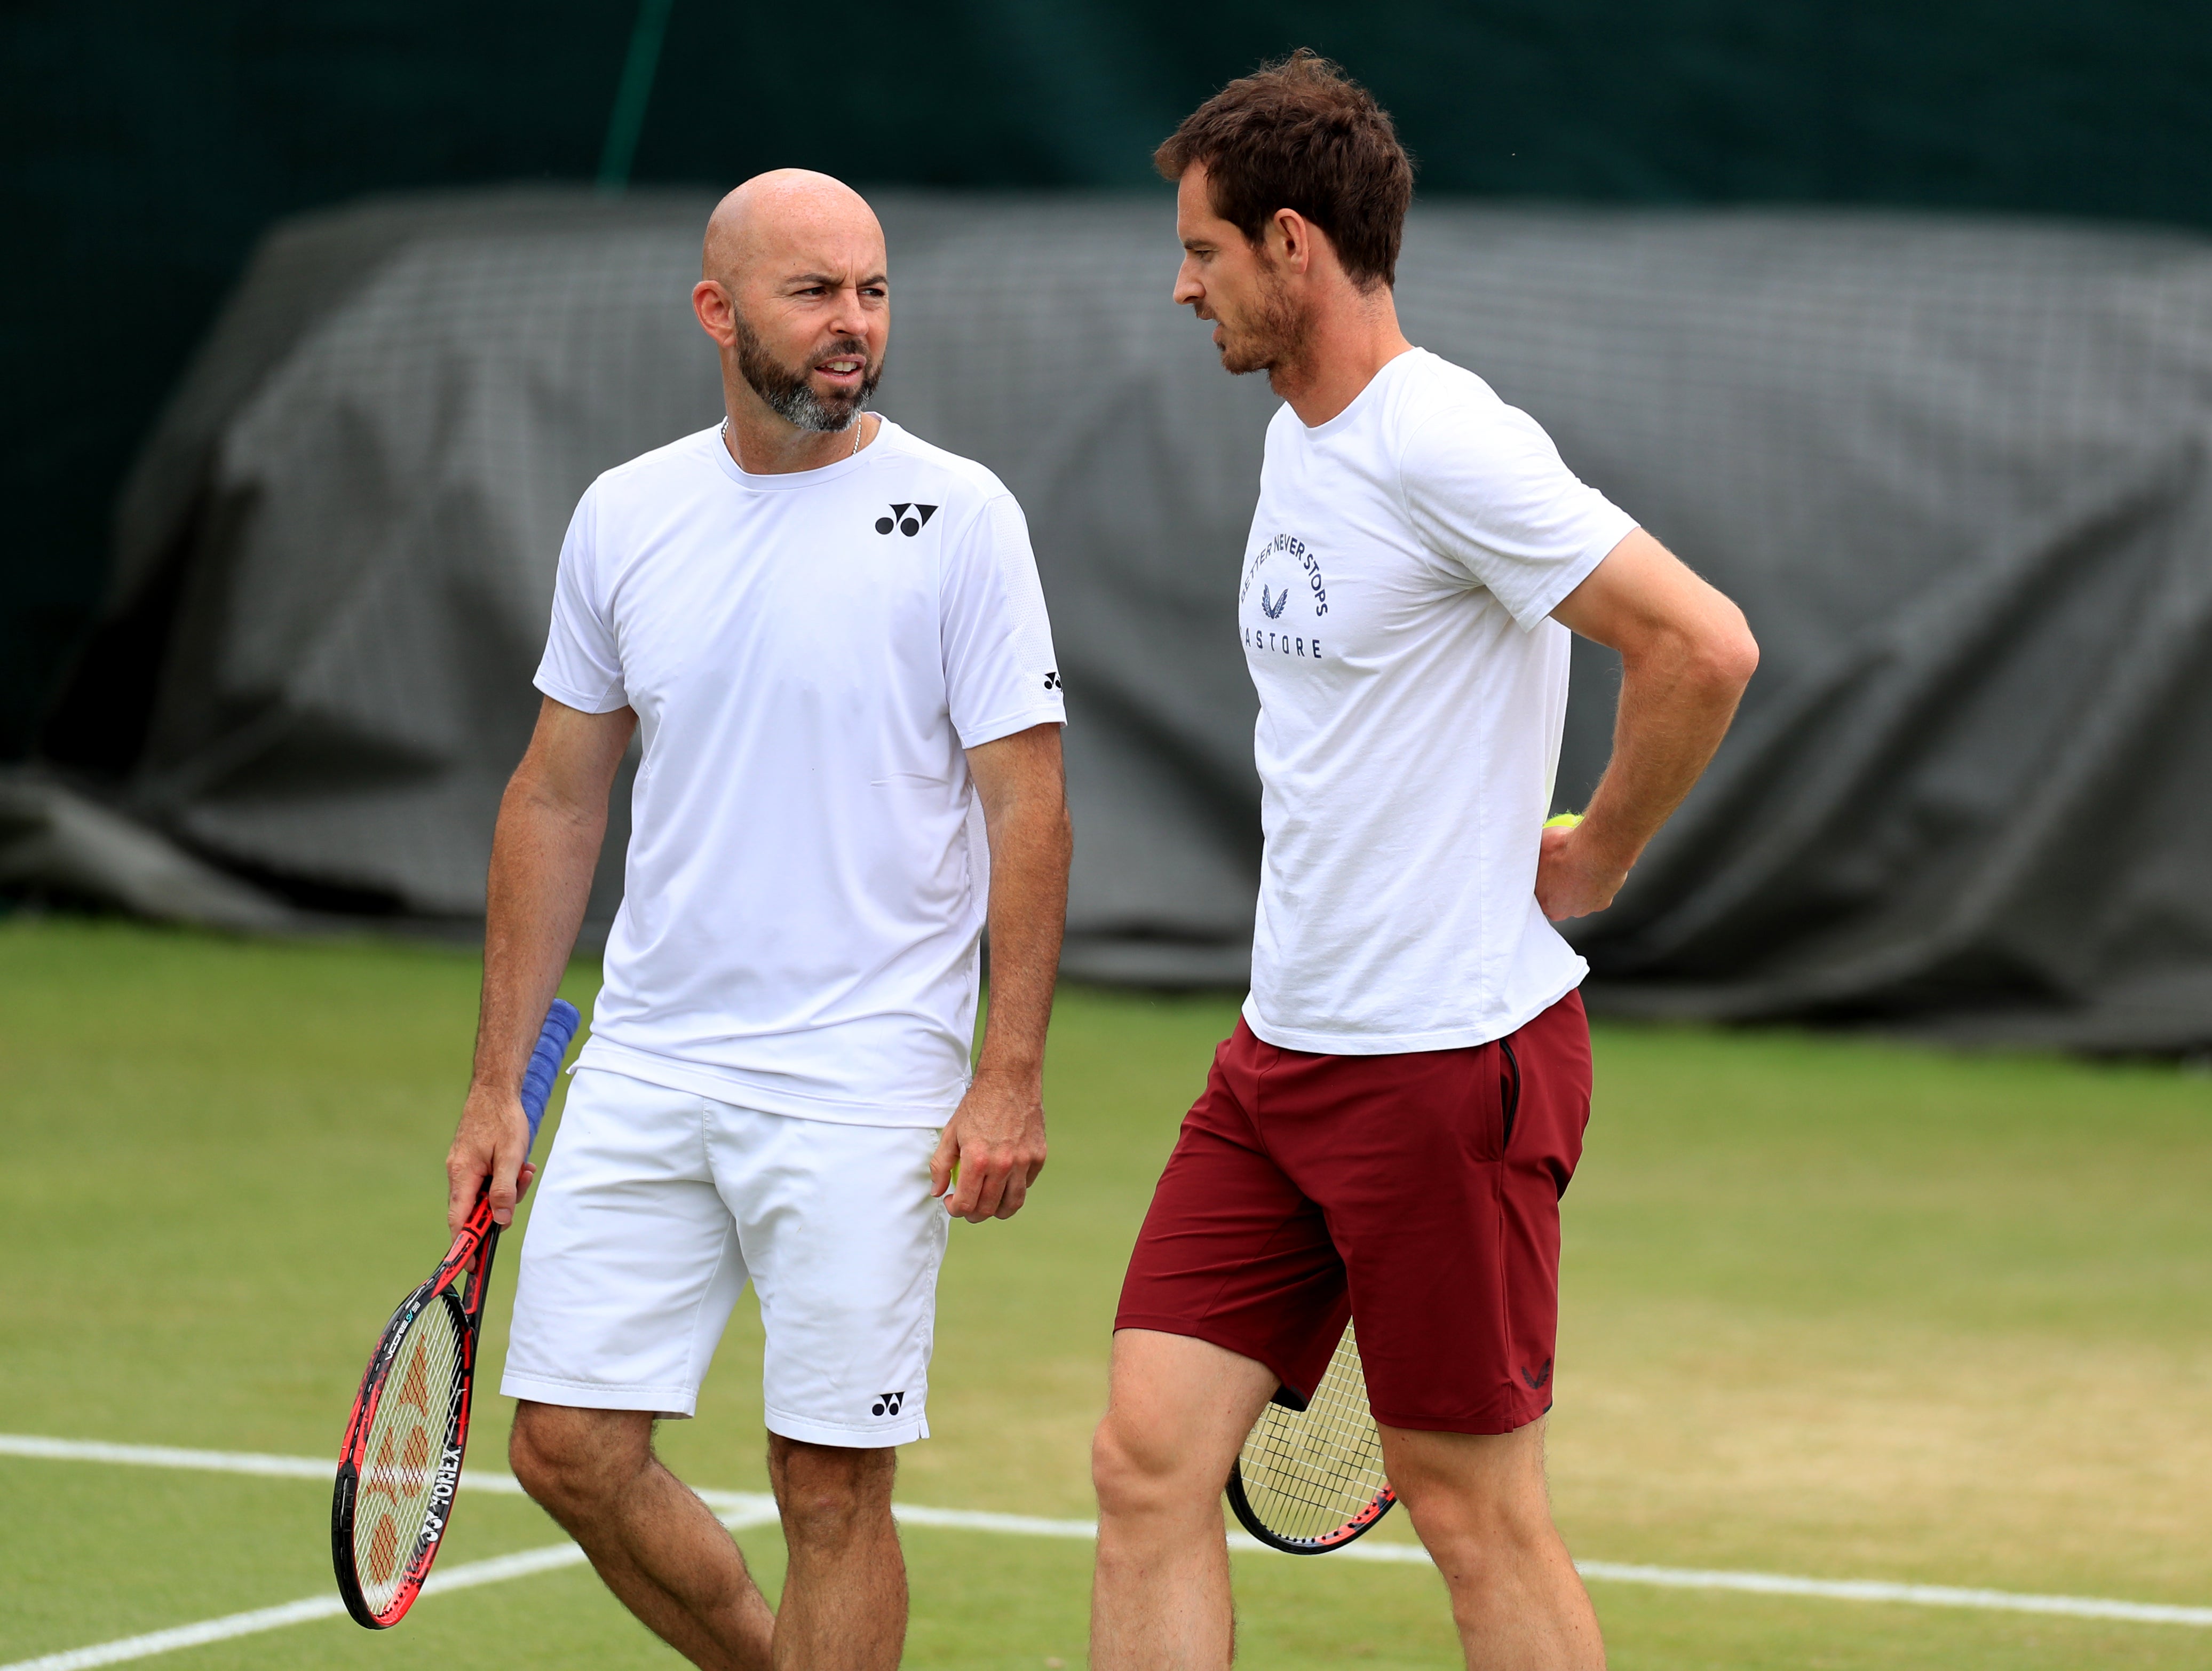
1089, 53, 1758, 1670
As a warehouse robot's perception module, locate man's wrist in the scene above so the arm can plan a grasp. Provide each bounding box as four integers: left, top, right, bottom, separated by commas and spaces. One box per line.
969, 1057, 1045, 1091
1571, 816, 1644, 877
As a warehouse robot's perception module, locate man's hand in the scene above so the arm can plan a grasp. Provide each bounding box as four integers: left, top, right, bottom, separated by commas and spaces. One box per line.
446, 1084, 539, 1233
929, 1070, 1048, 1223
1535, 821, 1633, 921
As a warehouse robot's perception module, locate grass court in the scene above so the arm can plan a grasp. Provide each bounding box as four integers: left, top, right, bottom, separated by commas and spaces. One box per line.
2, 917, 2208, 1668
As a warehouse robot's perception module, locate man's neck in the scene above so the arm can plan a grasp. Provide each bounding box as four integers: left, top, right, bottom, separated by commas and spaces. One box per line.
720, 390, 876, 474
1268, 290, 1413, 429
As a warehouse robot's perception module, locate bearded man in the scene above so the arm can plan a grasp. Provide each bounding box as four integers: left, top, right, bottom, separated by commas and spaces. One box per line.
1089, 55, 1758, 1670
443, 169, 1071, 1670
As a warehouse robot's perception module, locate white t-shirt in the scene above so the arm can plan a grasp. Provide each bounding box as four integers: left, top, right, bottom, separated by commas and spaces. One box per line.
1238, 348, 1637, 1055
536, 419, 1065, 1126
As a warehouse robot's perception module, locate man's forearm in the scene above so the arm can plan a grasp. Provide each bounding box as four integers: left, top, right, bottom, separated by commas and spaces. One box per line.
1580, 638, 1751, 874
1540, 533, 1757, 921
472, 772, 607, 1098
974, 795, 1072, 1084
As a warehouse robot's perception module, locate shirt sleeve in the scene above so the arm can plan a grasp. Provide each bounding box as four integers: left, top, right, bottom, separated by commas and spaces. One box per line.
940, 491, 1066, 749
533, 481, 629, 714
1398, 400, 1638, 631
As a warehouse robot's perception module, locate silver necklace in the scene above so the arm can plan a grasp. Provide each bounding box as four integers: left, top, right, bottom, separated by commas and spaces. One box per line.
719, 417, 866, 458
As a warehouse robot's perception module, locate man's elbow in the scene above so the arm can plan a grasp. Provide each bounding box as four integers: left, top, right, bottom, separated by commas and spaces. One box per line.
982, 781, 1073, 864
1691, 605, 1759, 699
1034, 796, 1076, 868
502, 756, 607, 833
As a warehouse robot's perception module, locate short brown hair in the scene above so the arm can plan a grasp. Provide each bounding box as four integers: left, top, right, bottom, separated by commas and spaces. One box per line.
1155, 50, 1414, 290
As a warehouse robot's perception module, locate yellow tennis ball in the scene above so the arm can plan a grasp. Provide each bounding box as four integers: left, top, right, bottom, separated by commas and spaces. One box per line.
1544, 811, 1583, 830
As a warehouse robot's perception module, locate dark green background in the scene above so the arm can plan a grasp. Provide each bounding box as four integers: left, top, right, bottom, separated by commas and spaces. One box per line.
6, 0, 2209, 758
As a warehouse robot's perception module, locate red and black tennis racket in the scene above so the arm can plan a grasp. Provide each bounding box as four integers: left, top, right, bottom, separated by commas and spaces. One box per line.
331, 999, 580, 1628
1226, 1322, 1399, 1554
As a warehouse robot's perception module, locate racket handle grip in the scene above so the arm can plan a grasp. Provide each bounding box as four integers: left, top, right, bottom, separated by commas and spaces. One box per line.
518, 999, 582, 1154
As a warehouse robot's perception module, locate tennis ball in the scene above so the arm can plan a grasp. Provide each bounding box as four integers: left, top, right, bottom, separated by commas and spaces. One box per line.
1544, 811, 1583, 830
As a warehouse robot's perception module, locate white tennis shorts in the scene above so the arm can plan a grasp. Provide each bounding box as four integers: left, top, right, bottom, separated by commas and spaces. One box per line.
502, 1067, 949, 1447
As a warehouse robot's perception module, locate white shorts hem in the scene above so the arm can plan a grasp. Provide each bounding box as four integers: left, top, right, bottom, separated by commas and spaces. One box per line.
502, 1370, 699, 1419
766, 1405, 929, 1449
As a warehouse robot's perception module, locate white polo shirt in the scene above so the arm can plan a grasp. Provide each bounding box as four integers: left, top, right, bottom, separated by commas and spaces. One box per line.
1238, 348, 1637, 1054
536, 419, 1065, 1124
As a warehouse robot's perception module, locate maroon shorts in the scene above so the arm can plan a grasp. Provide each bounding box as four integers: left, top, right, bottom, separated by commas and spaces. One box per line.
1115, 991, 1593, 1435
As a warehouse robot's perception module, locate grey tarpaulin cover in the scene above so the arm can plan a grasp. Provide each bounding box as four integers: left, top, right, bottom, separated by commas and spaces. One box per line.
38, 188, 2212, 1049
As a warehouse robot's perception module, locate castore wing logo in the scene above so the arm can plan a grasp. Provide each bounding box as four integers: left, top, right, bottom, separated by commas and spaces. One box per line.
1259, 584, 1289, 620
875, 503, 939, 536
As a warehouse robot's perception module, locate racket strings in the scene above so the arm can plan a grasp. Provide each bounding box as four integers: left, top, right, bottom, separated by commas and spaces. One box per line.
1236, 1327, 1390, 1543
352, 1297, 467, 1614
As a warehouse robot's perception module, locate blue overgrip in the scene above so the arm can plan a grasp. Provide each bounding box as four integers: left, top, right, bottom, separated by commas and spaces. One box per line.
518, 999, 582, 1154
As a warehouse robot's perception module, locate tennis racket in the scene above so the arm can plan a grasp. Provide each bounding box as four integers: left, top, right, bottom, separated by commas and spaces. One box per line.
1225, 1322, 1398, 1554
331, 999, 581, 1628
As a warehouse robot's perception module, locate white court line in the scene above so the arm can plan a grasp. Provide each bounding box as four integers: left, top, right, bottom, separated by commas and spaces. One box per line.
1568, 1562, 2212, 1626
3, 1431, 2208, 1671
0, 1432, 764, 1520
0, 1435, 360, 1484
0, 1507, 783, 1671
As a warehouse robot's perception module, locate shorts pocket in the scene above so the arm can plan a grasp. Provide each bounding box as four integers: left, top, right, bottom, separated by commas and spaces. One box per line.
1456, 1040, 1516, 1162
1499, 1038, 1522, 1152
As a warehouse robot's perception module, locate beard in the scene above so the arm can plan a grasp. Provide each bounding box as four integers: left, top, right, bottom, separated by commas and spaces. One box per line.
1216, 262, 1308, 377
733, 315, 882, 432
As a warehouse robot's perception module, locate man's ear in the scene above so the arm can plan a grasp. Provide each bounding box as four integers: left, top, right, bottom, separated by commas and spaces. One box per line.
1268, 208, 1316, 277
692, 278, 735, 346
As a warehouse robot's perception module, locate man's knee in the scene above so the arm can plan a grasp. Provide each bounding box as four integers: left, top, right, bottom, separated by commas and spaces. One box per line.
1401, 1476, 1557, 1561
1091, 1407, 1218, 1523
1093, 1332, 1274, 1524
509, 1402, 652, 1519
1388, 1422, 1558, 1559
767, 1435, 895, 1550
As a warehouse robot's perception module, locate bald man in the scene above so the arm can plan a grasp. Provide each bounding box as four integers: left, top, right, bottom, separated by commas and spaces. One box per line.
443, 171, 1072, 1669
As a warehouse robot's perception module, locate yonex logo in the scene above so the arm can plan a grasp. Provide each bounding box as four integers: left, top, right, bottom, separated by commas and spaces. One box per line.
870, 1391, 906, 1416
430, 1446, 462, 1505
875, 503, 939, 536
1042, 671, 1062, 691
1520, 1357, 1553, 1391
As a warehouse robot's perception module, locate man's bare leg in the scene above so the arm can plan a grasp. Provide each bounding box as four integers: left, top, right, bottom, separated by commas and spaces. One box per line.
511, 1403, 774, 1670
1090, 1328, 1276, 1670
765, 1433, 904, 1670
1382, 1417, 1606, 1671
511, 1405, 907, 1670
